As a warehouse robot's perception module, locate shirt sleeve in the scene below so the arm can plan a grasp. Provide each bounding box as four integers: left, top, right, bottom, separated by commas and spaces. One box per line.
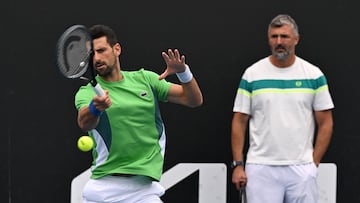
74, 84, 95, 110
143, 69, 172, 102
233, 70, 252, 114
313, 75, 334, 111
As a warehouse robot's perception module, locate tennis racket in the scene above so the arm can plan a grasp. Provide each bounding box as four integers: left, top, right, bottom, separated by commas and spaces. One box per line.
56, 24, 104, 96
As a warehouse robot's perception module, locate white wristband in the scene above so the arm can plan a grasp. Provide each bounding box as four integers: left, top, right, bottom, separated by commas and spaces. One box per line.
176, 65, 193, 83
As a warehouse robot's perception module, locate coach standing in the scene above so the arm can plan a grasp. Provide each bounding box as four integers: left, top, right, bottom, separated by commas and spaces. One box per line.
231, 14, 334, 203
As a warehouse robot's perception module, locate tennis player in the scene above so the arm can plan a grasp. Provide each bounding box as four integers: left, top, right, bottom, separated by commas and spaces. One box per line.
75, 24, 203, 203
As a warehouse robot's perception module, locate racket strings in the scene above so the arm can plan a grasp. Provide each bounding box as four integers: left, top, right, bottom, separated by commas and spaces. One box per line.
56, 25, 104, 95
59, 52, 89, 78
56, 26, 92, 78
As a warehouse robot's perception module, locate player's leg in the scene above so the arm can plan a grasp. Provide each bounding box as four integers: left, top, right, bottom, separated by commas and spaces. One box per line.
245, 164, 285, 203
284, 163, 318, 203
82, 175, 164, 203
130, 180, 165, 203
82, 176, 117, 203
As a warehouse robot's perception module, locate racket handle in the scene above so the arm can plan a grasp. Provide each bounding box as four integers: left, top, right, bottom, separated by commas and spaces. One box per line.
93, 83, 105, 96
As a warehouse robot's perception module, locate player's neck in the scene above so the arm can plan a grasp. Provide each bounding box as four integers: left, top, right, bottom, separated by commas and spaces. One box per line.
101, 67, 123, 82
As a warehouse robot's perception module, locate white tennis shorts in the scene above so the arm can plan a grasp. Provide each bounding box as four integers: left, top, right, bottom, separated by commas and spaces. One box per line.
83, 175, 165, 203
245, 163, 318, 203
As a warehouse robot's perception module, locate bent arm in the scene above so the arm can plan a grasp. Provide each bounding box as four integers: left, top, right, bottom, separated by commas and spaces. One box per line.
77, 106, 100, 131
77, 91, 112, 132
166, 78, 203, 107
313, 109, 334, 166
159, 49, 202, 107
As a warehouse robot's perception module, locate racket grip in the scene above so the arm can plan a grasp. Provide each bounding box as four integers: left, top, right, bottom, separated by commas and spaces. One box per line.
93, 83, 105, 96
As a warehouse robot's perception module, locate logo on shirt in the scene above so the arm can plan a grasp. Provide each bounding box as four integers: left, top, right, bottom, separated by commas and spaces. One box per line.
295, 81, 302, 87
140, 91, 148, 97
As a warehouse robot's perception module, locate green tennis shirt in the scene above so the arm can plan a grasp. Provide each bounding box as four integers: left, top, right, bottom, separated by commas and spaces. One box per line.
75, 68, 172, 181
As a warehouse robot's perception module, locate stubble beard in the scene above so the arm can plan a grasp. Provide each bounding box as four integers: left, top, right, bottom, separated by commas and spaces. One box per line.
272, 45, 292, 61
273, 51, 290, 61
98, 65, 115, 77
96, 59, 117, 77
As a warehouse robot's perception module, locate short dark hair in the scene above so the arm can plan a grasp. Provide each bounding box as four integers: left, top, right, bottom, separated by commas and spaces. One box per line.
89, 24, 118, 46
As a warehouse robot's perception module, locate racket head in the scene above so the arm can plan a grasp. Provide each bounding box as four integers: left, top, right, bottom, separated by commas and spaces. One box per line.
56, 25, 93, 79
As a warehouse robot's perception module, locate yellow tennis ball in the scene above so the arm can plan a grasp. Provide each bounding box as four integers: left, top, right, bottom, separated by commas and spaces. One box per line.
77, 136, 94, 152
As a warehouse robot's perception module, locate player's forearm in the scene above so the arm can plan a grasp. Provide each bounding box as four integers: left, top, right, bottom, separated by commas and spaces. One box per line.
181, 78, 203, 107
77, 107, 100, 131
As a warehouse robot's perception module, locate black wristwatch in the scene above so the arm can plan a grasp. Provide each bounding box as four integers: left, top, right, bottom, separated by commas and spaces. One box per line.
231, 160, 244, 169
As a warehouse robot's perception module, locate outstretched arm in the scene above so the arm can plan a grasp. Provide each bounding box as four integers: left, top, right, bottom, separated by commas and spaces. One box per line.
160, 49, 203, 107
